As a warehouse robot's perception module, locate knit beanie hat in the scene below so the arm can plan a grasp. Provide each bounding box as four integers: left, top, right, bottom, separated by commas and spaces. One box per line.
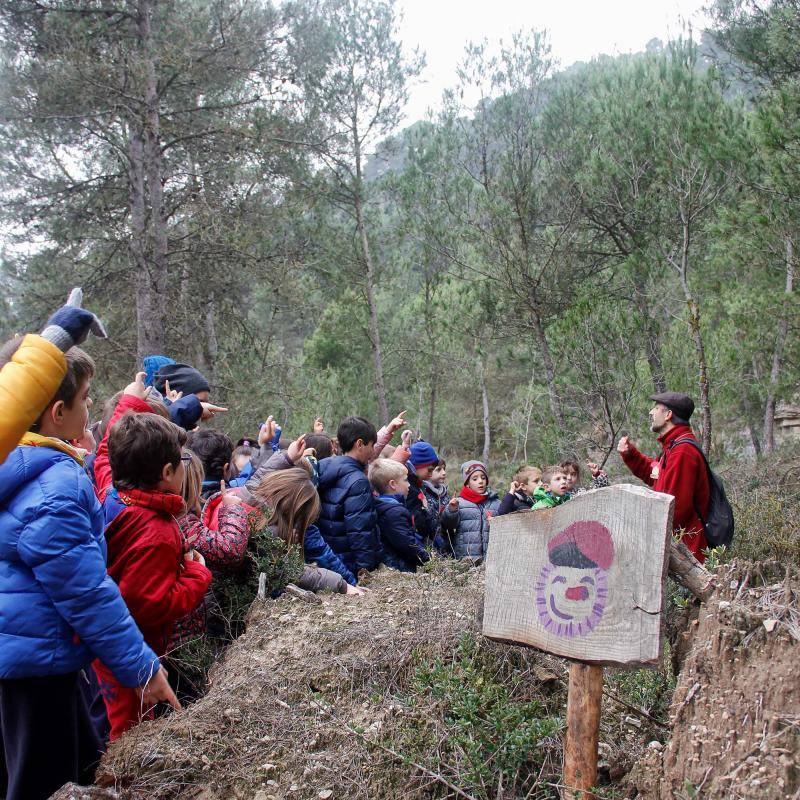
143, 355, 176, 388
409, 441, 438, 469
547, 521, 614, 570
461, 460, 488, 485
155, 362, 210, 396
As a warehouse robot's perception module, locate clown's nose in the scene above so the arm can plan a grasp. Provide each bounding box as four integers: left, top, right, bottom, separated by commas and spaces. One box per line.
565, 585, 589, 601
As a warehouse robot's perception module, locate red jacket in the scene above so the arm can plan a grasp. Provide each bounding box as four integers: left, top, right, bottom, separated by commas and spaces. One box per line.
621, 424, 710, 561
94, 393, 150, 502
104, 497, 211, 655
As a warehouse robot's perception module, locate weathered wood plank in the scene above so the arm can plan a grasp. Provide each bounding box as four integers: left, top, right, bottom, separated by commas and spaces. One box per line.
483, 484, 674, 667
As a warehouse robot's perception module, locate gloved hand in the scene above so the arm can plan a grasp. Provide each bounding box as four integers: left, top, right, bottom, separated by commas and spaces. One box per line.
40, 287, 107, 351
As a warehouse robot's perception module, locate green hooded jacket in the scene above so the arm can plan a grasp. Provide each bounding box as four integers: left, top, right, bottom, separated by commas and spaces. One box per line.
531, 486, 569, 510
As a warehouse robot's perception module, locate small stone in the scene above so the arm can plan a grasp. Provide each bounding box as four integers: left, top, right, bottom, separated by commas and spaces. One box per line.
718, 600, 731, 611
648, 741, 664, 751
624, 716, 642, 729
289, 785, 300, 792
261, 764, 276, 773
325, 610, 333, 617
319, 791, 333, 800
763, 618, 778, 632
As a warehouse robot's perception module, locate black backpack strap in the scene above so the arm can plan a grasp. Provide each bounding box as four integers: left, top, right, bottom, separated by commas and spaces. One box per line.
667, 436, 711, 528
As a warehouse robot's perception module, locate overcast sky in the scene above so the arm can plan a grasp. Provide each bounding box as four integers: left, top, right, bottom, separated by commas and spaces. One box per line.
396, 0, 713, 124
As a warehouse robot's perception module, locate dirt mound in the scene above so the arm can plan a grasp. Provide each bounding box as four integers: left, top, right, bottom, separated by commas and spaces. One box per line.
97, 560, 662, 799
626, 562, 800, 799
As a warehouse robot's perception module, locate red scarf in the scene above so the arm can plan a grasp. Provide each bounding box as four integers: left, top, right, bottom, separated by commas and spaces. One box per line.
116, 486, 184, 516
460, 486, 488, 505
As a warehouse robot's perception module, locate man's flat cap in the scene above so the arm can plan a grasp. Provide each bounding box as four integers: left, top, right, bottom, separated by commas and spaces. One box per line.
650, 391, 694, 421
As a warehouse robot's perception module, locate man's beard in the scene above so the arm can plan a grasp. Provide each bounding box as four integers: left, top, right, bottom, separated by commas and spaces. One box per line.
650, 419, 665, 434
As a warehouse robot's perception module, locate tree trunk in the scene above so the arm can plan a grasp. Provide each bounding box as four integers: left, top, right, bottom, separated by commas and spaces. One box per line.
677, 219, 711, 454
479, 358, 490, 463
762, 235, 795, 452
204, 293, 218, 389
532, 310, 565, 428
352, 121, 388, 424
130, 0, 168, 359
424, 279, 437, 442
632, 266, 667, 393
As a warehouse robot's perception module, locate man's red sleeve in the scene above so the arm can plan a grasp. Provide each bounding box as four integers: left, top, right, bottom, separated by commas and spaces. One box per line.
621, 443, 657, 487
94, 394, 152, 499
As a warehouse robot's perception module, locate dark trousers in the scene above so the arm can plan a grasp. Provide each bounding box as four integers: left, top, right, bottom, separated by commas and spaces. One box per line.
0, 672, 103, 800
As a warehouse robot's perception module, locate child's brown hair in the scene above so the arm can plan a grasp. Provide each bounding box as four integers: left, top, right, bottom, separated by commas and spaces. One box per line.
251, 467, 320, 546
560, 459, 581, 480
108, 412, 187, 490
541, 465, 565, 486
99, 389, 169, 439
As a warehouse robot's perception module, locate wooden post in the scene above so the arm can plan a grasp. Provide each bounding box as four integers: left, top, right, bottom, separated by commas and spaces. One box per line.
563, 661, 603, 800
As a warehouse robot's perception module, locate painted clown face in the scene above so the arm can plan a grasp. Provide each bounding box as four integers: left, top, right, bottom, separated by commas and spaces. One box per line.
535, 520, 614, 638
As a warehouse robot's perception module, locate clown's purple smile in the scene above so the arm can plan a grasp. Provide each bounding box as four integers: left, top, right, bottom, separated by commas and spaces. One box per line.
535, 520, 614, 638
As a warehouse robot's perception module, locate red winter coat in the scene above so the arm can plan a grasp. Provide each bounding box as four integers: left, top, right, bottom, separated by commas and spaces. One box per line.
94, 393, 151, 502
621, 424, 710, 562
104, 498, 211, 655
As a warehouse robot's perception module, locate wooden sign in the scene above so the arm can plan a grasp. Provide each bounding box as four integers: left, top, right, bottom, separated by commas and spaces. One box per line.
483, 484, 674, 667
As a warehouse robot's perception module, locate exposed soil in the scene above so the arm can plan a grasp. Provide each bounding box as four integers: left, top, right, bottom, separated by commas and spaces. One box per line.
626, 561, 800, 800
85, 557, 800, 800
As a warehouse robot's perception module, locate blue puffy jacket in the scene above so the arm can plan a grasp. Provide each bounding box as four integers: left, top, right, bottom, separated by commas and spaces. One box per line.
317, 455, 382, 573
375, 495, 430, 572
0, 441, 160, 686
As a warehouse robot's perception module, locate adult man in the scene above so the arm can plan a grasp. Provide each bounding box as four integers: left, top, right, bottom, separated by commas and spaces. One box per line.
618, 392, 710, 562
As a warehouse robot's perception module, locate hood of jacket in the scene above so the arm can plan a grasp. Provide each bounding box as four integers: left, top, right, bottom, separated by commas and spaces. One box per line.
0, 441, 79, 506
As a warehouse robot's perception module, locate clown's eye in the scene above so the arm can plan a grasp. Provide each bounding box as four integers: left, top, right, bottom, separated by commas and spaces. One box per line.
580, 576, 595, 586
552, 576, 566, 584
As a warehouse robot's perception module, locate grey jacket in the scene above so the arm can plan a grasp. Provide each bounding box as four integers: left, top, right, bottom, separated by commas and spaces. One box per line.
440, 491, 500, 561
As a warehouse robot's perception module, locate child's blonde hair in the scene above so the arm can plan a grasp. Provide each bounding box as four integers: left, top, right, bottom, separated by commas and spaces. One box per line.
181, 449, 205, 514
514, 465, 542, 484
368, 458, 408, 495
541, 465, 565, 486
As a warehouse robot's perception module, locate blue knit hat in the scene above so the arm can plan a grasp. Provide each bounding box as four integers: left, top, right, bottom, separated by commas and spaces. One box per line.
409, 441, 438, 468
143, 355, 176, 388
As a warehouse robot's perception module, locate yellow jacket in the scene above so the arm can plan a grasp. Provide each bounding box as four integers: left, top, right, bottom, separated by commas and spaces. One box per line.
0, 334, 66, 463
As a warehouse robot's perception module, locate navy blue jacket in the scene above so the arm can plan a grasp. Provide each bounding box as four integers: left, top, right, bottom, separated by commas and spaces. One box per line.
165, 394, 202, 430
304, 524, 357, 585
0, 441, 159, 685
375, 495, 430, 572
317, 455, 382, 573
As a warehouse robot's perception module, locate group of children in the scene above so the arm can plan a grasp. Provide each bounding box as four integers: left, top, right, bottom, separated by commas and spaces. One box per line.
0, 297, 611, 800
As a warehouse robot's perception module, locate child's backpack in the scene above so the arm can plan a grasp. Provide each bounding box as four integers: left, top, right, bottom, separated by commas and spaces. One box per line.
670, 438, 734, 548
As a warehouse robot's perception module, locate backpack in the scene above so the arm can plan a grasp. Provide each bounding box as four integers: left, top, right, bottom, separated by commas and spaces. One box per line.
669, 437, 735, 548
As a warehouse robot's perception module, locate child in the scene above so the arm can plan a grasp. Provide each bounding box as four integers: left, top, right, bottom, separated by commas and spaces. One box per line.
227, 440, 258, 487
497, 465, 542, 516
251, 466, 366, 596
187, 428, 234, 499
369, 458, 431, 572
531, 465, 571, 509
93, 380, 211, 740
423, 459, 450, 511
0, 350, 175, 800
560, 459, 610, 495
440, 460, 500, 562
315, 416, 383, 574
406, 441, 438, 544
168, 451, 250, 697
240, 439, 358, 586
